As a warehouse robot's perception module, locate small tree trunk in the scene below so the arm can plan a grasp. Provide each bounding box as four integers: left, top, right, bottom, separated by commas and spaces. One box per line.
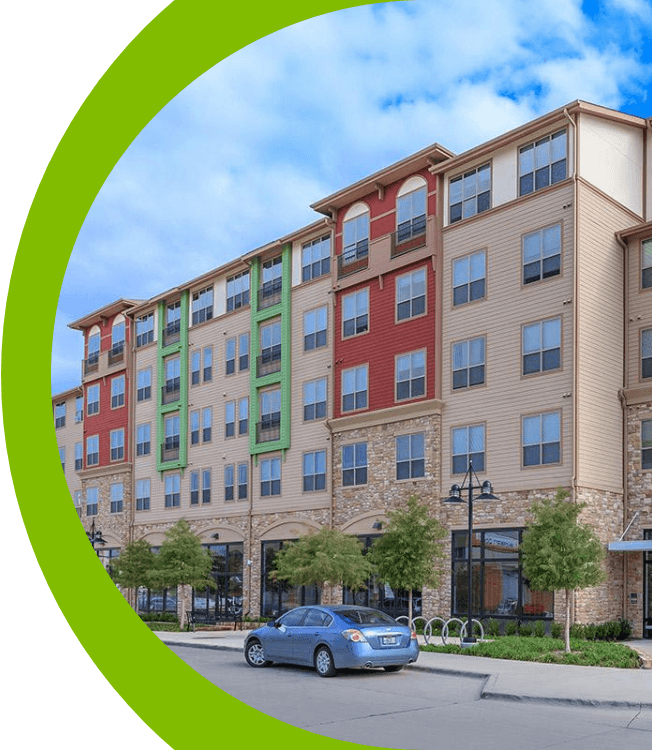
408, 589, 413, 628
178, 584, 190, 631
564, 588, 571, 654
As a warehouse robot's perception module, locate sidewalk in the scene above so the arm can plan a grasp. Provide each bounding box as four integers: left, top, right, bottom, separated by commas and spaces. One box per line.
156, 630, 652, 708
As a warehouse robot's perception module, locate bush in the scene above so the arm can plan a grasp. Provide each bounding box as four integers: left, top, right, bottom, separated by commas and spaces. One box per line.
550, 621, 562, 639
505, 619, 518, 636
534, 620, 546, 638
139, 612, 178, 623
485, 619, 501, 637
519, 622, 534, 637
570, 622, 585, 640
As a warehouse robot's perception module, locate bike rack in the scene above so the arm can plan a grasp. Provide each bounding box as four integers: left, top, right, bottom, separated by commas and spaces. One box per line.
460, 618, 485, 641
423, 617, 445, 645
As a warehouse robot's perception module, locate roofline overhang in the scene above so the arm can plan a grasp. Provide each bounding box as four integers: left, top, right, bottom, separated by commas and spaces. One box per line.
52, 384, 83, 402
608, 540, 652, 552
310, 142, 455, 216
68, 298, 142, 330
616, 220, 652, 243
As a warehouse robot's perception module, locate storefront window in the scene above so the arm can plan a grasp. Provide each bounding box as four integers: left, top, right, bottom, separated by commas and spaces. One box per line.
261, 541, 319, 618
452, 529, 553, 619
192, 543, 244, 619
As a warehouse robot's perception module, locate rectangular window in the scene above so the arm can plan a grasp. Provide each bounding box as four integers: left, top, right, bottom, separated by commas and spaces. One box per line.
225, 401, 235, 438
110, 429, 125, 461
203, 346, 213, 382
136, 423, 151, 457
453, 250, 485, 306
260, 256, 283, 301
342, 289, 369, 337
190, 410, 200, 446
192, 286, 213, 325
110, 482, 124, 513
202, 469, 211, 504
519, 130, 567, 196
396, 433, 425, 480
75, 442, 83, 471
111, 375, 125, 408
59, 446, 65, 472
259, 389, 281, 433
164, 474, 181, 508
239, 332, 250, 371
164, 414, 180, 460
136, 312, 154, 347
397, 186, 427, 242
226, 270, 250, 311
304, 306, 327, 350
87, 384, 99, 416
136, 479, 150, 511
86, 435, 99, 467
238, 397, 248, 436
303, 450, 326, 492
523, 224, 561, 284
202, 407, 212, 443
75, 395, 84, 423
643, 329, 652, 379
522, 412, 561, 467
449, 163, 491, 223
523, 318, 561, 375
163, 357, 180, 403
260, 457, 281, 496
191, 350, 201, 385
190, 470, 200, 505
54, 401, 66, 428
303, 378, 327, 421
112, 320, 125, 356
224, 464, 234, 502
452, 424, 485, 474
137, 368, 152, 401
396, 351, 426, 401
342, 365, 368, 412
259, 321, 281, 373
302, 235, 331, 281
452, 337, 485, 389
342, 442, 367, 486
643, 239, 652, 289
86, 486, 99, 516
642, 420, 652, 470
238, 462, 248, 500
166, 300, 181, 336
225, 337, 236, 375
396, 267, 426, 321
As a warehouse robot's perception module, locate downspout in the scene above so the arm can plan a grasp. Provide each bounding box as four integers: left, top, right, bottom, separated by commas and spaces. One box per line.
325, 418, 334, 529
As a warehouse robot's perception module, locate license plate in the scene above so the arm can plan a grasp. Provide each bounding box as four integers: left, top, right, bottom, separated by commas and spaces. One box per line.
381, 636, 397, 646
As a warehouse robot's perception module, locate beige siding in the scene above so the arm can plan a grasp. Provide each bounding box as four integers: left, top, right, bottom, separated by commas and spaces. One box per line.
576, 182, 629, 491
442, 183, 575, 494
626, 237, 652, 390
54, 391, 84, 506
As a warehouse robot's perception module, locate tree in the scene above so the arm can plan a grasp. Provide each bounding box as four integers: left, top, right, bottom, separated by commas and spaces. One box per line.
369, 495, 446, 624
520, 489, 605, 653
149, 519, 215, 628
111, 538, 156, 591
272, 526, 373, 603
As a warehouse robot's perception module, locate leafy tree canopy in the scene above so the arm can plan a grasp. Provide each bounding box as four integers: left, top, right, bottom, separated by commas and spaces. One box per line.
111, 538, 155, 590
149, 519, 215, 590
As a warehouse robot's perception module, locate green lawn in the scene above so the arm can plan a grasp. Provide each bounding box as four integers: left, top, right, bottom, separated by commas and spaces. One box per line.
420, 636, 641, 668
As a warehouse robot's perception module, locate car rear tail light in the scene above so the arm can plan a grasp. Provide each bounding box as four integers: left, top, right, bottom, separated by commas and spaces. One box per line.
341, 629, 368, 643
410, 630, 418, 640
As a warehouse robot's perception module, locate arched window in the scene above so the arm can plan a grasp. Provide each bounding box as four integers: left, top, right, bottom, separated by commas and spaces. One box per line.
87, 325, 100, 366
342, 203, 370, 265
396, 176, 427, 243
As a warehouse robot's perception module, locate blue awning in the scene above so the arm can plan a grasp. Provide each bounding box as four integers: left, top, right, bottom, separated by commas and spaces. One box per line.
608, 540, 652, 552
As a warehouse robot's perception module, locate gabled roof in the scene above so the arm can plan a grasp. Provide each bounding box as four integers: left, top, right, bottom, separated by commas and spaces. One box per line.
68, 299, 142, 330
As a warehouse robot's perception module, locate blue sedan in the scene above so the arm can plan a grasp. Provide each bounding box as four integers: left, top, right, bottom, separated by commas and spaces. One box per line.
244, 605, 419, 677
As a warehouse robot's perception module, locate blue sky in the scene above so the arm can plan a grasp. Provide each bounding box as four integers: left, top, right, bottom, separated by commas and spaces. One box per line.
52, 0, 652, 394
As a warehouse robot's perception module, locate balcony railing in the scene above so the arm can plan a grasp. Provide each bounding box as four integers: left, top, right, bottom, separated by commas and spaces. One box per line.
162, 321, 181, 347
108, 342, 125, 366
256, 417, 281, 444
84, 353, 99, 375
161, 445, 180, 463
391, 219, 426, 258
258, 279, 282, 310
161, 382, 181, 405
256, 349, 282, 378
337, 241, 369, 279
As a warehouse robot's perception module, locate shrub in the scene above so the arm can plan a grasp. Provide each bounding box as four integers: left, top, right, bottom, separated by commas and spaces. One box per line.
505, 619, 518, 636
139, 612, 178, 623
569, 622, 585, 640
534, 620, 546, 638
485, 619, 501, 637
550, 621, 562, 639
583, 623, 597, 641
519, 622, 534, 637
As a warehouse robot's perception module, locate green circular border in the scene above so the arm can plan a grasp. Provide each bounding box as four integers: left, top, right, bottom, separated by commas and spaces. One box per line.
2, 1, 383, 748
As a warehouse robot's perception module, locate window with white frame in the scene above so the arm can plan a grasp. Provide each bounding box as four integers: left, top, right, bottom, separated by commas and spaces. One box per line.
226, 270, 250, 311
342, 210, 369, 264
203, 346, 213, 382
239, 332, 249, 371
642, 420, 652, 470
453, 250, 485, 306
136, 423, 151, 456
238, 463, 248, 500
342, 364, 368, 412
396, 432, 425, 480
137, 368, 152, 402
523, 224, 561, 284
74, 490, 82, 516
224, 465, 235, 501
225, 401, 236, 438
452, 336, 485, 389
238, 397, 248, 436
110, 429, 125, 461
164, 414, 180, 452
449, 163, 491, 223
304, 306, 327, 350
86, 486, 99, 516
166, 300, 181, 335
136, 312, 154, 347
59, 446, 65, 472
110, 482, 124, 513
302, 235, 331, 281
303, 378, 327, 421
643, 239, 652, 290
75, 442, 83, 471
111, 317, 125, 355
260, 320, 281, 367
396, 267, 426, 321
259, 389, 281, 431
87, 330, 100, 364
87, 384, 99, 415
225, 337, 236, 375
519, 130, 567, 196
342, 442, 367, 486
202, 469, 211, 504
111, 375, 125, 408
260, 457, 281, 496
261, 256, 283, 299
522, 412, 561, 467
303, 450, 326, 492
202, 407, 212, 443
192, 286, 213, 325
643, 329, 652, 379
342, 288, 369, 337
190, 410, 200, 446
136, 479, 150, 511
523, 318, 561, 375
75, 395, 84, 422
191, 470, 200, 505
397, 183, 426, 243
164, 357, 180, 400
452, 424, 485, 474
396, 351, 426, 401
54, 401, 66, 428
191, 350, 201, 385
164, 473, 181, 507
86, 435, 99, 467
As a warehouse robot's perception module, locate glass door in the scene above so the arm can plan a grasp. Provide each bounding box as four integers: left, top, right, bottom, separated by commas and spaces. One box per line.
645, 531, 652, 638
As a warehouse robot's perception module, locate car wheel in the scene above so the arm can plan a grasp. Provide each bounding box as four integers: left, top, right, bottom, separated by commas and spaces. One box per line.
314, 646, 337, 677
245, 640, 272, 668
383, 665, 404, 673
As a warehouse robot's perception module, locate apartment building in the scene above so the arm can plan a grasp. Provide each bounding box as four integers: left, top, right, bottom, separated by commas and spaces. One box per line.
53, 100, 652, 637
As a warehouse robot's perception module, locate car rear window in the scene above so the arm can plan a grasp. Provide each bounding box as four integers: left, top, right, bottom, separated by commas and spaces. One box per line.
336, 609, 396, 626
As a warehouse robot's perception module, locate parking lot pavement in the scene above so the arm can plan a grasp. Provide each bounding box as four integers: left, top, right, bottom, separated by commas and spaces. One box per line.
154, 629, 652, 708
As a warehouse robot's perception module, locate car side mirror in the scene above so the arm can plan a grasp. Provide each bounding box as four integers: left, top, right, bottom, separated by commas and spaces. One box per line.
267, 620, 277, 628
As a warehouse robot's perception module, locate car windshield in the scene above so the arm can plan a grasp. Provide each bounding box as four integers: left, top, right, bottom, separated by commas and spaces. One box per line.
336, 608, 396, 626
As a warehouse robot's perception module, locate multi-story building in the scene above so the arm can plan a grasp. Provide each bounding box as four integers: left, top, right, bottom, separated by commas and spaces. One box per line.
53, 100, 652, 637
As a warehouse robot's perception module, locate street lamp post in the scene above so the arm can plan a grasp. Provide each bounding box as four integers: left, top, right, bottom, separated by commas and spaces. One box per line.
443, 461, 498, 646
86, 518, 107, 556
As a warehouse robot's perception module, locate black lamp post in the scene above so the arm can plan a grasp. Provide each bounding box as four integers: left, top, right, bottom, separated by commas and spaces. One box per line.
443, 461, 498, 646
86, 518, 107, 555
